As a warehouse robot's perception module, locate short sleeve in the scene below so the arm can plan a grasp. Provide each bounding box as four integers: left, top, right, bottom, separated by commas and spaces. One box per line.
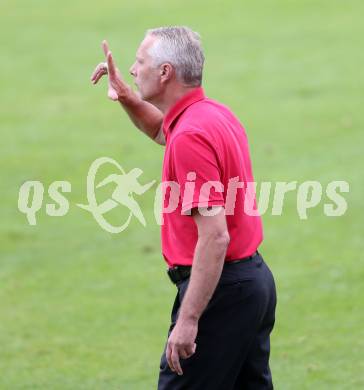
169, 131, 225, 214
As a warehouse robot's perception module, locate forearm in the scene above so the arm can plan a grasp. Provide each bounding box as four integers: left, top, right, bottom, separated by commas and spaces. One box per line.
178, 234, 229, 322
118, 87, 164, 142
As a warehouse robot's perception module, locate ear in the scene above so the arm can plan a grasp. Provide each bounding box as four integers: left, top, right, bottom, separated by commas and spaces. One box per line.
160, 63, 174, 83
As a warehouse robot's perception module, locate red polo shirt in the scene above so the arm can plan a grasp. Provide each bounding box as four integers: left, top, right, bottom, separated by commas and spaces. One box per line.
161, 87, 263, 267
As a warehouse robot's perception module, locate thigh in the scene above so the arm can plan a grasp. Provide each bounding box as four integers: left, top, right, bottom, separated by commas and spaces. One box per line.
234, 262, 277, 389
158, 278, 265, 390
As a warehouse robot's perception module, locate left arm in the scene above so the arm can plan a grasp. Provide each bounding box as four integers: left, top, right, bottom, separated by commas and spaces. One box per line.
166, 206, 230, 375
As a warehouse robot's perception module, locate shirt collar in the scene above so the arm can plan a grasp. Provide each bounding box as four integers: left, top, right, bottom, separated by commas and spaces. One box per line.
163, 87, 206, 134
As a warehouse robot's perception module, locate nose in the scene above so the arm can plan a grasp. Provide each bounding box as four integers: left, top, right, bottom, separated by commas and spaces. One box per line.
129, 63, 136, 77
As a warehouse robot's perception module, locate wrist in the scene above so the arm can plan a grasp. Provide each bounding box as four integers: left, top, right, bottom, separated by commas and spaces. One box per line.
179, 310, 199, 324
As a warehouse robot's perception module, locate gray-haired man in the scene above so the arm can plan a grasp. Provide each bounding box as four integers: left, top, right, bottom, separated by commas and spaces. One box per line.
91, 26, 276, 389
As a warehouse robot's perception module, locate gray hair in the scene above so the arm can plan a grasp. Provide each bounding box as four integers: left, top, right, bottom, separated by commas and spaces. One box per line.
145, 26, 204, 87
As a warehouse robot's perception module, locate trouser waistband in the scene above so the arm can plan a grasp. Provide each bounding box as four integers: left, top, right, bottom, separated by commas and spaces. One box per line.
167, 251, 259, 285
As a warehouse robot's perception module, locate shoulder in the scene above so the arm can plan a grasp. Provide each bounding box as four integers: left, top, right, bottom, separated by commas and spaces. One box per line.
181, 97, 241, 133
170, 128, 215, 152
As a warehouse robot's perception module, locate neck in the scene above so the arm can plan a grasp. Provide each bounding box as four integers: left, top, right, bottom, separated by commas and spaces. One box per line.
152, 85, 199, 114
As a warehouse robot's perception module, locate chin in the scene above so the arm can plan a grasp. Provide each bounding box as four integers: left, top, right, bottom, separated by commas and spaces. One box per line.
139, 87, 161, 106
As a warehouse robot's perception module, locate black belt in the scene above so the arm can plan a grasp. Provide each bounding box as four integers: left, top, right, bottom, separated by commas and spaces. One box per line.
167, 251, 259, 285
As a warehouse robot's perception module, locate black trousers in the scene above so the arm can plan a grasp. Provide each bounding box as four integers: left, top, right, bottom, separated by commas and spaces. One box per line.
158, 253, 277, 390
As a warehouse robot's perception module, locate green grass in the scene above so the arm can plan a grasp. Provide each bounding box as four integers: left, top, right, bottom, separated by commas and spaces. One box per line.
1, 0, 363, 388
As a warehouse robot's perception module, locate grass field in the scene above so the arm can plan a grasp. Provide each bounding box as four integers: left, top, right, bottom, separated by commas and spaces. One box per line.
1, 0, 364, 388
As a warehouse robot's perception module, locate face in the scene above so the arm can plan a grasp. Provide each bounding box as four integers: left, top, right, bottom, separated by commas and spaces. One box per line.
129, 35, 163, 102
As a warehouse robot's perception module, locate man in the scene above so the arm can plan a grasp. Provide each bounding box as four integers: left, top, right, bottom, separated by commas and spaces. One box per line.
91, 26, 277, 389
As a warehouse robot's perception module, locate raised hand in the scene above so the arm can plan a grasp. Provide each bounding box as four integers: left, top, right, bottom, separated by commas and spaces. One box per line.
90, 40, 130, 101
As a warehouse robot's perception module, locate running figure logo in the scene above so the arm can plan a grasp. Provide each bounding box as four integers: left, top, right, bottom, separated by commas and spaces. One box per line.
77, 157, 155, 233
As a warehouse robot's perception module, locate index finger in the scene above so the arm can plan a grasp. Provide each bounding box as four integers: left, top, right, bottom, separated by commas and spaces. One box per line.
102, 40, 109, 57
